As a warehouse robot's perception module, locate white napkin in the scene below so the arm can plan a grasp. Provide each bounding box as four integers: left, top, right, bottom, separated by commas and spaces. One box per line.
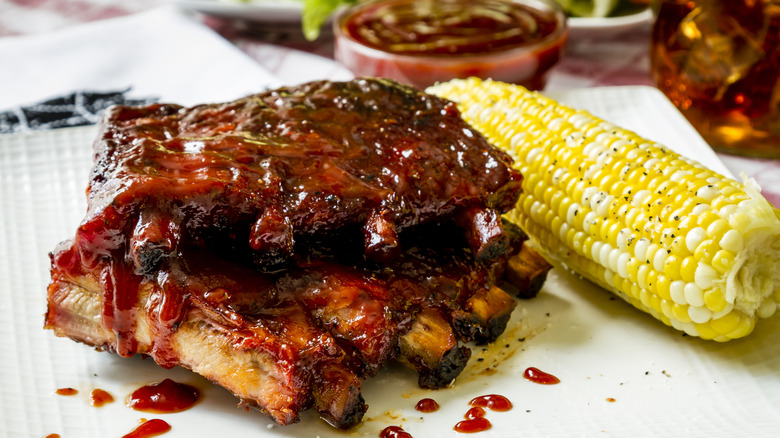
0, 6, 280, 111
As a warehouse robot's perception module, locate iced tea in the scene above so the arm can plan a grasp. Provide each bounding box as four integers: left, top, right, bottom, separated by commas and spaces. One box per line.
651, 0, 780, 157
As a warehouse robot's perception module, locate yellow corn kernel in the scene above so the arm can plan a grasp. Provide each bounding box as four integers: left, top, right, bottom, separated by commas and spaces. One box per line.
672, 304, 692, 323
711, 250, 736, 274
663, 254, 682, 281
703, 288, 729, 313
711, 312, 741, 335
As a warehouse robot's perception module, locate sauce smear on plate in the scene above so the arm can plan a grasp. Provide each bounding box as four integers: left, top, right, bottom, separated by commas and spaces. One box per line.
121, 419, 171, 438
523, 367, 560, 384
126, 379, 200, 413
90, 388, 114, 407
55, 388, 78, 396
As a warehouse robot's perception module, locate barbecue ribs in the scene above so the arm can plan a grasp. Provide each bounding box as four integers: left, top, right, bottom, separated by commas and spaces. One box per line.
82, 78, 521, 271
45, 78, 546, 430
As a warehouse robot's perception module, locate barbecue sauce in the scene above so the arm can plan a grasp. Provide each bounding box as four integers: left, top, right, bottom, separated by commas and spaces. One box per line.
55, 388, 78, 396
336, 0, 568, 88
454, 416, 492, 433
453, 394, 513, 433
126, 379, 200, 413
379, 425, 413, 438
343, 0, 562, 56
454, 406, 491, 433
468, 394, 512, 411
90, 388, 114, 407
121, 419, 171, 438
414, 398, 440, 413
523, 367, 560, 385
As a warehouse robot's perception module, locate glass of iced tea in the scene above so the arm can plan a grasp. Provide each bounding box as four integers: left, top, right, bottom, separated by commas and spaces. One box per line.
651, 0, 780, 158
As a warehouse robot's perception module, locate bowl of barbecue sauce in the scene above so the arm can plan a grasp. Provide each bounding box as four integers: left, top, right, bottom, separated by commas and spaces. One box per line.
334, 0, 569, 90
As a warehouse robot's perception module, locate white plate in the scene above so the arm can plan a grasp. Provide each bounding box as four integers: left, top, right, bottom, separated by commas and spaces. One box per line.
568, 7, 653, 40
2, 86, 779, 438
169, 0, 303, 23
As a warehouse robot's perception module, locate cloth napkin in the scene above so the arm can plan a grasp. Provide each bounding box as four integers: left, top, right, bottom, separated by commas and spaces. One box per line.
0, 6, 281, 132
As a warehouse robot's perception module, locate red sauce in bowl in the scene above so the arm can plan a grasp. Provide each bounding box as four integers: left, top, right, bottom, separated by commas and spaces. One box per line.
335, 0, 568, 90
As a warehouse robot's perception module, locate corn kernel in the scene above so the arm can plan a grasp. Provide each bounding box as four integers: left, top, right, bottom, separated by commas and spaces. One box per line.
663, 254, 681, 280
684, 283, 705, 307
711, 312, 740, 334
693, 321, 717, 339
686, 227, 707, 253
695, 263, 718, 290
758, 301, 776, 319
711, 250, 735, 274
660, 298, 674, 319
670, 280, 686, 305
694, 238, 719, 263
706, 219, 729, 239
656, 274, 672, 301
680, 256, 697, 282
672, 303, 691, 323
726, 314, 755, 339
719, 229, 744, 253
703, 288, 728, 313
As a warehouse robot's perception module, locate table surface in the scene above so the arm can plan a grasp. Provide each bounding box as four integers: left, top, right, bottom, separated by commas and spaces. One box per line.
1, 0, 778, 207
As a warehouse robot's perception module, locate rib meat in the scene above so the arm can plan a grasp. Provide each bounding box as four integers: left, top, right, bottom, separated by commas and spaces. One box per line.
46, 221, 530, 428
82, 78, 522, 271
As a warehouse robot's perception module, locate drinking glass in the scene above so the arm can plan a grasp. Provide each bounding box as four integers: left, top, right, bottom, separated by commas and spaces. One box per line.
651, 0, 780, 158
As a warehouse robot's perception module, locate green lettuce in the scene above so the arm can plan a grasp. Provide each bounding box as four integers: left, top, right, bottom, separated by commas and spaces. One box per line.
302, 0, 358, 40
550, 0, 645, 18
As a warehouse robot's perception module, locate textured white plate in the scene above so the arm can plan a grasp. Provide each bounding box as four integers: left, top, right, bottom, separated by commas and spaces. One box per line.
2, 86, 779, 438
169, 0, 303, 23
568, 8, 653, 40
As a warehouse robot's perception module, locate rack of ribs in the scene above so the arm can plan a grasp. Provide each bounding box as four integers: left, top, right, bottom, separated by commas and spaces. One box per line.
45, 78, 551, 430
82, 77, 522, 272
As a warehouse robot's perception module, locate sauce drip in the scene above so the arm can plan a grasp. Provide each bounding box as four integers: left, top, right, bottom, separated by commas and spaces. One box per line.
453, 394, 513, 433
414, 398, 440, 413
55, 388, 78, 396
468, 394, 512, 411
379, 425, 413, 438
44, 434, 60, 438
126, 379, 200, 413
465, 406, 486, 420
121, 419, 171, 438
454, 417, 491, 433
90, 388, 114, 407
523, 367, 560, 385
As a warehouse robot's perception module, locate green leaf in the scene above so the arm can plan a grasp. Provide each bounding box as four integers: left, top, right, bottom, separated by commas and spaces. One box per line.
550, 0, 624, 17
302, 0, 357, 41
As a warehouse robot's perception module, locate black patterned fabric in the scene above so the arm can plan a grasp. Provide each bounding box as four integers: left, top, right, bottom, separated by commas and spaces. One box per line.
0, 89, 157, 134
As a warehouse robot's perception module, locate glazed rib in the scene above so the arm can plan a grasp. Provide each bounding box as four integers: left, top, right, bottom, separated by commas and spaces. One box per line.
83, 78, 522, 271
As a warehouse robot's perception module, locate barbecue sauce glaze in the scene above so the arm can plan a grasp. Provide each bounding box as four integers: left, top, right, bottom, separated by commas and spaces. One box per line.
46, 78, 522, 363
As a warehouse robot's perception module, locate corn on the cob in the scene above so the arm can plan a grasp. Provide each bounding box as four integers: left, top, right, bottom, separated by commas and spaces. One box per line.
429, 78, 780, 341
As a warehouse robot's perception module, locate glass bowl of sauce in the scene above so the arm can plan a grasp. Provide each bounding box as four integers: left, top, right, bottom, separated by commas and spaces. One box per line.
334, 0, 569, 90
